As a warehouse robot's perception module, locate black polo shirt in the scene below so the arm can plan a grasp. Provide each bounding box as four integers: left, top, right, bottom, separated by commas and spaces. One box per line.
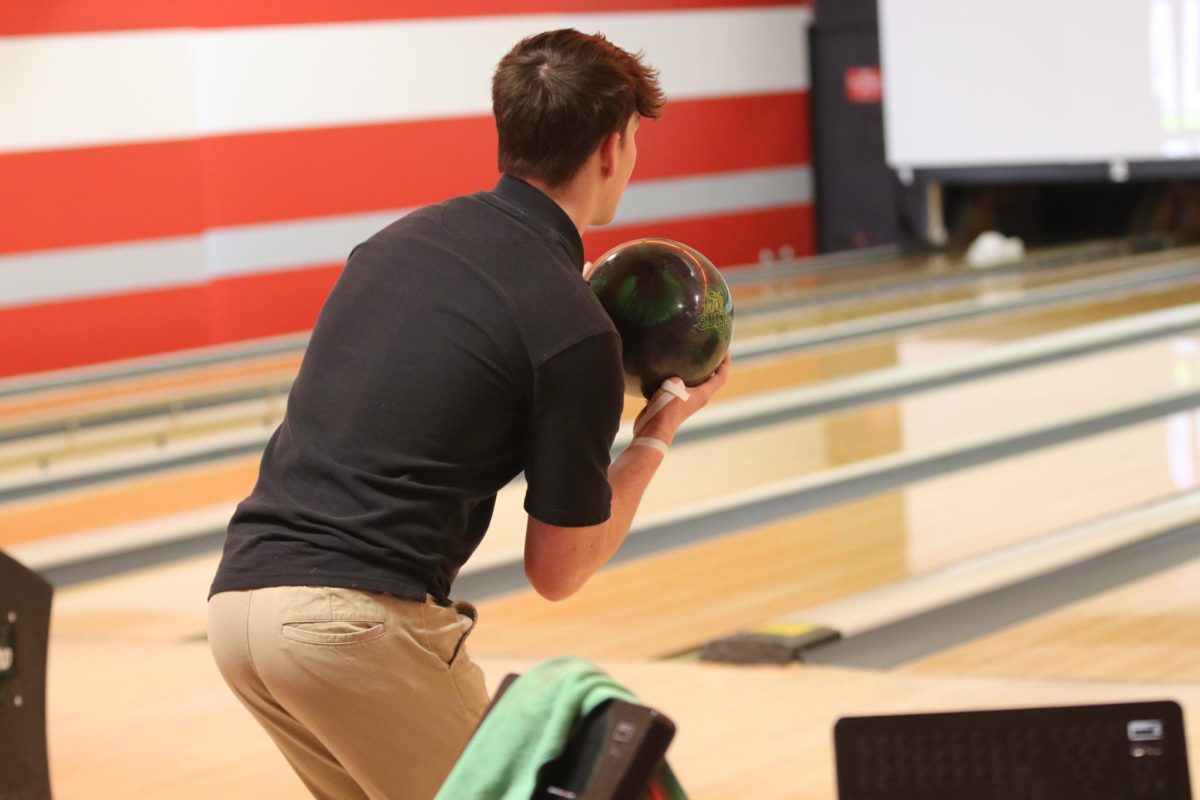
210, 176, 624, 604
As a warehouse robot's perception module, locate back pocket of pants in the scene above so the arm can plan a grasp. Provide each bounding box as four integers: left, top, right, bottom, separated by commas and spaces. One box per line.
281, 620, 385, 645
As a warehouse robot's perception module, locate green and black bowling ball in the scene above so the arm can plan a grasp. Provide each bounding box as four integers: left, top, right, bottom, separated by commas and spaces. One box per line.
587, 238, 734, 399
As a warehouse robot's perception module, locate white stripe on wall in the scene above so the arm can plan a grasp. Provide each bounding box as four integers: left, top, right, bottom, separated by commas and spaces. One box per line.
0, 237, 205, 309
0, 165, 812, 308
202, 209, 409, 278
612, 165, 812, 225
0, 7, 811, 153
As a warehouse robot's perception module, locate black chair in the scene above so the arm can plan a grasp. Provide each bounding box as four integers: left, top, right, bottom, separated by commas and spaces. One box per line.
473, 673, 678, 800
0, 551, 54, 800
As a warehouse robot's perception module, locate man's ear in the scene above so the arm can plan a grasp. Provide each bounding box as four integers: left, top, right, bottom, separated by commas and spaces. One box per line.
598, 130, 621, 178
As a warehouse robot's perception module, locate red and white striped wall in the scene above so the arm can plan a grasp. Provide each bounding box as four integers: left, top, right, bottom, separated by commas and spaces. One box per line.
0, 2, 813, 378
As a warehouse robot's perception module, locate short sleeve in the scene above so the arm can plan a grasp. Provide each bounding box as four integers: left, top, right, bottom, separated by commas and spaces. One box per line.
523, 332, 624, 526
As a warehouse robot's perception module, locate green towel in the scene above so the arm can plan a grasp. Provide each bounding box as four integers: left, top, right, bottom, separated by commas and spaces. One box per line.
435, 657, 687, 800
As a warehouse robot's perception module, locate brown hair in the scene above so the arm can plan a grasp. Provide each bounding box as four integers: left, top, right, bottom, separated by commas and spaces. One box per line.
492, 29, 665, 187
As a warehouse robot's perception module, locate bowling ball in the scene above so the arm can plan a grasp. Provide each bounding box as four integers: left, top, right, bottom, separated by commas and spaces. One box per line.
587, 238, 734, 399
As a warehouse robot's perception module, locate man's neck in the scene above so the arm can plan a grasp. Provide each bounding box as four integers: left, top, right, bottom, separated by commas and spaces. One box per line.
521, 176, 594, 236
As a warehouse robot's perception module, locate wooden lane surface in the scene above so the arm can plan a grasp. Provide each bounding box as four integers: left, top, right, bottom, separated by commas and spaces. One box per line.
0, 244, 1190, 482
734, 240, 1192, 309
901, 556, 1200, 683
0, 321, 841, 476
0, 246, 1174, 431
1, 275, 1195, 554
921, 275, 1200, 346
1, 238, 1147, 425
9, 322, 1200, 569
732, 246, 1200, 340
704, 252, 949, 308
0, 456, 258, 548
0, 263, 847, 427
601, 260, 1200, 422
0, 263, 907, 464
727, 252, 948, 306
14, 253, 1200, 634
664, 270, 1200, 416
43, 631, 1200, 799
466, 414, 1200, 659
0, 253, 932, 421
54, 405, 1200, 660
49, 552, 224, 642
0, 354, 300, 428
0, 338, 876, 546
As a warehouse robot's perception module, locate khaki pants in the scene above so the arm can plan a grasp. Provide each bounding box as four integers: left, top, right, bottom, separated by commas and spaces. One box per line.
207, 587, 489, 800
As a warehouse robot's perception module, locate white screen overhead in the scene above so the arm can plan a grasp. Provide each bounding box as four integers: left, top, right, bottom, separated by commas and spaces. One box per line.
878, 0, 1200, 170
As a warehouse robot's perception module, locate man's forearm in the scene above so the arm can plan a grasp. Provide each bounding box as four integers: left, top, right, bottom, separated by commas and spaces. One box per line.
530, 359, 729, 599
582, 389, 691, 580
581, 441, 667, 582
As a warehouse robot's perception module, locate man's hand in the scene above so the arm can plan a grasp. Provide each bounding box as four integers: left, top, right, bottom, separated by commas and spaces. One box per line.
631, 352, 731, 446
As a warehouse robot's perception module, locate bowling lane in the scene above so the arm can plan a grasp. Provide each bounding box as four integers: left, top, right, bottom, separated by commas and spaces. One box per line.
734, 246, 1200, 340
10, 250, 1200, 570
0, 455, 257, 549
729, 238, 1165, 311
10, 325, 1200, 557
463, 327, 1200, 569
10, 262, 1191, 478
469, 409, 1200, 659
0, 269, 921, 452
10, 304, 1200, 566
728, 251, 948, 308
0, 353, 300, 427
4, 249, 1174, 478
708, 268, 1200, 415
0, 243, 1185, 472
0, 244, 1174, 435
901, 556, 1200, 683
0, 252, 931, 426
40, 398, 1200, 661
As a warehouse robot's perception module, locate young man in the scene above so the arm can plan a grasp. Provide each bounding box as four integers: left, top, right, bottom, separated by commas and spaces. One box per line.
207, 29, 729, 800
